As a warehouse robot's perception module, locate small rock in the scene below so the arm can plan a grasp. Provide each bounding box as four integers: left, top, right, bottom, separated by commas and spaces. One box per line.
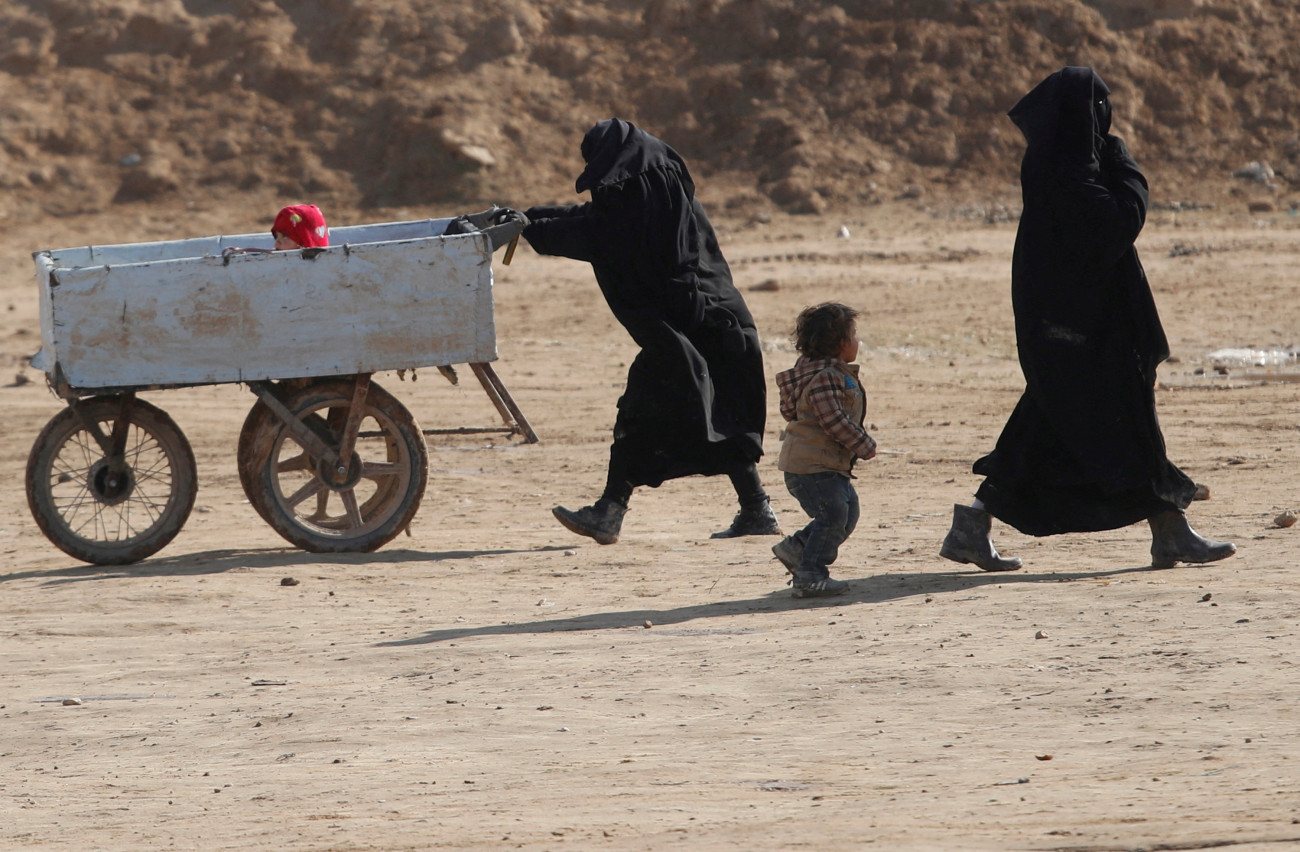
280, 576, 300, 586
1233, 161, 1274, 183
836, 225, 851, 238
1199, 593, 1213, 602
456, 144, 496, 168
563, 549, 576, 556
439, 128, 495, 168
62, 697, 84, 706
643, 620, 653, 629
1034, 630, 1048, 639
1248, 200, 1276, 214
1193, 483, 1211, 501
1275, 509, 1297, 528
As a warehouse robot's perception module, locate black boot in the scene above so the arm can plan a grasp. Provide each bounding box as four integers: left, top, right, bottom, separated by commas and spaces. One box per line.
553, 498, 627, 545
1148, 510, 1236, 569
711, 498, 782, 539
939, 504, 1022, 572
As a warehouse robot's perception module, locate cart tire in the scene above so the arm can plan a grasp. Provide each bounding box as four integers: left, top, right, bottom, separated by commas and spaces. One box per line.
240, 379, 427, 553
26, 397, 198, 565
237, 398, 275, 524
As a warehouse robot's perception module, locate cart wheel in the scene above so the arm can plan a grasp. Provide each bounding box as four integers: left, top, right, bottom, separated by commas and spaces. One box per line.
240, 379, 427, 553
26, 396, 198, 565
236, 379, 316, 524
236, 397, 277, 524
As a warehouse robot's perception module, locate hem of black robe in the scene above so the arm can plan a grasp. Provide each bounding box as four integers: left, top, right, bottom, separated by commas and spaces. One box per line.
613, 433, 763, 489
974, 475, 1193, 538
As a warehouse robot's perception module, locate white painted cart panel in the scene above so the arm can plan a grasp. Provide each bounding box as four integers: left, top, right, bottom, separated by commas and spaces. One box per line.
32, 217, 497, 391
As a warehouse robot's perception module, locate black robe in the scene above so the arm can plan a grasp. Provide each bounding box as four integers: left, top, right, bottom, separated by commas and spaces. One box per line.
973, 67, 1196, 536
522, 119, 766, 488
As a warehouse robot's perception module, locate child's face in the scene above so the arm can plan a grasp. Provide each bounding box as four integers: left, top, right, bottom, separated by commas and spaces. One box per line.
837, 324, 860, 363
273, 231, 302, 251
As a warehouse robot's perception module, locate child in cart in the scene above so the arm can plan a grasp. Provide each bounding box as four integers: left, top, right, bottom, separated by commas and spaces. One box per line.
773, 302, 877, 598
222, 204, 329, 257
271, 204, 329, 249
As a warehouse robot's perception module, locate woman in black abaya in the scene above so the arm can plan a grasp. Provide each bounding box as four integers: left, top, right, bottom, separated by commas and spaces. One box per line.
522, 119, 779, 545
940, 67, 1235, 571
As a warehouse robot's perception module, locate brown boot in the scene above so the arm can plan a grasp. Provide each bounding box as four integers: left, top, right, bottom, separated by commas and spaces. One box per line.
1148, 510, 1236, 569
939, 504, 1022, 572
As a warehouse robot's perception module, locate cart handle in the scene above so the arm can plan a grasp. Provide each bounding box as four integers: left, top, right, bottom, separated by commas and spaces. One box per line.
455, 206, 526, 254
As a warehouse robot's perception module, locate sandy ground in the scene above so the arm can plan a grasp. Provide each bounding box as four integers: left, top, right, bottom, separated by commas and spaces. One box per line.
2, 201, 1299, 851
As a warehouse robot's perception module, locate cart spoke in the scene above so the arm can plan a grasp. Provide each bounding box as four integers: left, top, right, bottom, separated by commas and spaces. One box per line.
74, 429, 100, 471
283, 477, 326, 512
108, 502, 151, 540
340, 489, 364, 529
49, 459, 92, 487
306, 490, 330, 522
56, 491, 99, 533
359, 460, 404, 480
275, 452, 315, 474
128, 450, 175, 489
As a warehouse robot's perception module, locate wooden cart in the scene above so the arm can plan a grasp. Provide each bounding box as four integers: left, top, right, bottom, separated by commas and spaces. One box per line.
25, 208, 535, 565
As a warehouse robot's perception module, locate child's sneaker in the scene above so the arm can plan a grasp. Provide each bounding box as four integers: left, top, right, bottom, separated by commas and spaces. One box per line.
790, 574, 849, 598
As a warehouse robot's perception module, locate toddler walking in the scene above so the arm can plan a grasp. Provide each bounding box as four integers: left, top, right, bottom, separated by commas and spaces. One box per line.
773, 303, 877, 597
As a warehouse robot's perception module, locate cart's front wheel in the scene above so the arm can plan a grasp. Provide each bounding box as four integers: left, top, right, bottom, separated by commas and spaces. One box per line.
26, 396, 197, 565
240, 379, 427, 553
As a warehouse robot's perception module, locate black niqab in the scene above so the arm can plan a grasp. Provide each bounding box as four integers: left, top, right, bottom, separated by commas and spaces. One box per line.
973, 68, 1196, 535
575, 118, 694, 196
522, 119, 766, 487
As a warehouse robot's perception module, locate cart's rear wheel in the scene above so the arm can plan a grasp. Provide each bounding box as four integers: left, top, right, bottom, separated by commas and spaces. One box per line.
26, 396, 197, 565
236, 379, 322, 524
240, 379, 427, 553
237, 398, 274, 523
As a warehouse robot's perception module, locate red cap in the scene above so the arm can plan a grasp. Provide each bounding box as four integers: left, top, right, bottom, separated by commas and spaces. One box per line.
271, 204, 329, 248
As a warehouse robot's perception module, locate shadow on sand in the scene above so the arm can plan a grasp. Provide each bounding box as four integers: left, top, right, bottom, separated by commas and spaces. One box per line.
2, 545, 575, 585
379, 562, 1170, 646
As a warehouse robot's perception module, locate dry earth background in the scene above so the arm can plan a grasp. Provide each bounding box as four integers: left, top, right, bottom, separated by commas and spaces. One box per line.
2, 1, 1300, 850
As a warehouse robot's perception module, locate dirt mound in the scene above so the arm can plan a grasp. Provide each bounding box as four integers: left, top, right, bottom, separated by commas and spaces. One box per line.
1, 0, 1297, 225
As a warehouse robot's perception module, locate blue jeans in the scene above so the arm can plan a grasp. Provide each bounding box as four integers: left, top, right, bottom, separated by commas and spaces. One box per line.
784, 471, 859, 576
